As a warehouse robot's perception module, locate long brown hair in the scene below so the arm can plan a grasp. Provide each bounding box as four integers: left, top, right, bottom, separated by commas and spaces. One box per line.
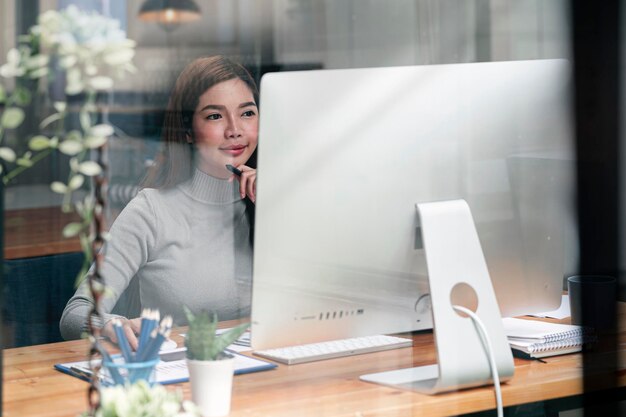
142, 56, 259, 188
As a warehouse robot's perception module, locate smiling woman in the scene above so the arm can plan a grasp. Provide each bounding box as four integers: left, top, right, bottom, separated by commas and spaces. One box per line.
59, 56, 258, 349
190, 78, 258, 201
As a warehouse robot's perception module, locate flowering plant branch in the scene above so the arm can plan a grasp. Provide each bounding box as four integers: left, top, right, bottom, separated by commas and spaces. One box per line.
0, 6, 139, 414
0, 5, 136, 282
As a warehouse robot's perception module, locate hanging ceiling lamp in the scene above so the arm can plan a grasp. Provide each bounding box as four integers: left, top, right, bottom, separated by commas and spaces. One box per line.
138, 0, 201, 30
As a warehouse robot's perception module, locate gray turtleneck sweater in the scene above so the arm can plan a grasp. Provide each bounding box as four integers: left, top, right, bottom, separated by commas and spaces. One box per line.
60, 169, 253, 340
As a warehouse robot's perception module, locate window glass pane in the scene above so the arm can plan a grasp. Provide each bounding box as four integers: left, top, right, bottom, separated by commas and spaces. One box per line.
2, 2, 590, 417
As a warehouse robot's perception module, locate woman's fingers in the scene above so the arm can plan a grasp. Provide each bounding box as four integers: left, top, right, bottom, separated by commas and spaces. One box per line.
129, 318, 142, 334
123, 323, 139, 351
103, 318, 140, 351
237, 165, 257, 203
102, 321, 118, 344
246, 171, 256, 202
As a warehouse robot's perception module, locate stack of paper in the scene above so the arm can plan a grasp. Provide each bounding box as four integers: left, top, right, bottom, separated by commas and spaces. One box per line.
502, 318, 594, 359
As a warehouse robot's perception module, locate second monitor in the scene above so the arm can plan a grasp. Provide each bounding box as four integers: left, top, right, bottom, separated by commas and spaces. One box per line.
251, 59, 575, 351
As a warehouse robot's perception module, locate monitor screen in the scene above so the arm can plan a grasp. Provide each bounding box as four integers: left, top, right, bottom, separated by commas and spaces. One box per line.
251, 60, 575, 350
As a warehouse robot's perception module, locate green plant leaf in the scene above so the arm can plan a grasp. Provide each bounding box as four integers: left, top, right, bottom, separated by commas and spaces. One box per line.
90, 124, 114, 137
0, 85, 5, 104
28, 135, 50, 151
1, 107, 25, 129
184, 307, 220, 360
13, 87, 31, 106
74, 261, 89, 288
50, 181, 68, 194
78, 161, 101, 176
84, 135, 107, 149
80, 110, 92, 132
59, 140, 83, 155
28, 66, 48, 79
48, 136, 59, 148
68, 174, 85, 190
63, 222, 82, 238
183, 305, 195, 324
69, 157, 80, 172
39, 113, 62, 129
16, 157, 33, 167
66, 130, 83, 142
79, 232, 93, 264
211, 322, 250, 360
0, 147, 16, 162
53, 101, 67, 113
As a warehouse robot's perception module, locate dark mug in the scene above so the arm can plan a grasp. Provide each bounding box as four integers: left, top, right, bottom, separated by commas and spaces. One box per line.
567, 275, 617, 331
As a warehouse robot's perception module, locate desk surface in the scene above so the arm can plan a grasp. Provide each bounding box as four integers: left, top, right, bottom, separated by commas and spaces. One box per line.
4, 314, 625, 417
4, 206, 81, 260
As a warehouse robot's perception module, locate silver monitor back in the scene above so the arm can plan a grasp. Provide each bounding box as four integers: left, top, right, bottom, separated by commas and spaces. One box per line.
251, 60, 575, 350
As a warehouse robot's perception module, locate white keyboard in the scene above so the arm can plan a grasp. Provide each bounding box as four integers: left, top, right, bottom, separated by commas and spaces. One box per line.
253, 335, 413, 365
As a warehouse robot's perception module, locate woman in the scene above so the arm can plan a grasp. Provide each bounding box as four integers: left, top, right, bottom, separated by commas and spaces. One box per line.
60, 56, 258, 348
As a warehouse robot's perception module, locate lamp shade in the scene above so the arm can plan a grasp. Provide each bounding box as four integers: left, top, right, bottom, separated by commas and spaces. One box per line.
138, 0, 201, 25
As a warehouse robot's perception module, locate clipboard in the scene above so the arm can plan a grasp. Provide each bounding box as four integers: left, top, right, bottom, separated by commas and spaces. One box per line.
55, 348, 277, 385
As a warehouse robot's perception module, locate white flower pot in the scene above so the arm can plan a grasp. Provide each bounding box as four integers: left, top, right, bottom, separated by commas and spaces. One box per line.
187, 356, 235, 417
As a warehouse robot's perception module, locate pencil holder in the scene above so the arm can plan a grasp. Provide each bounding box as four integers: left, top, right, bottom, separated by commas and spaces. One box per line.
103, 358, 159, 386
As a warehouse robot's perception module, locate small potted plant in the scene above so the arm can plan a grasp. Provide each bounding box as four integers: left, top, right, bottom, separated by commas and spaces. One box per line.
184, 306, 249, 417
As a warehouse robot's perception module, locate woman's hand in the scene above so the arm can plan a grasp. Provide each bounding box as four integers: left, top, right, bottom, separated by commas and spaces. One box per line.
231, 165, 256, 203
102, 317, 142, 351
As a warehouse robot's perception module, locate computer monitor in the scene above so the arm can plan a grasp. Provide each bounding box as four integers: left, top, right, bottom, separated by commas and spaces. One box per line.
251, 59, 575, 350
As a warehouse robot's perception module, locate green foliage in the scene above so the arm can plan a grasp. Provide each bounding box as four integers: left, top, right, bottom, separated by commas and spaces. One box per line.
90, 380, 200, 417
184, 306, 249, 361
0, 6, 137, 291
13, 86, 31, 106
1, 108, 25, 129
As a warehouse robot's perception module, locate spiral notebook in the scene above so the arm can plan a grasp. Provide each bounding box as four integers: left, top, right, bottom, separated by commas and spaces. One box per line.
502, 318, 593, 359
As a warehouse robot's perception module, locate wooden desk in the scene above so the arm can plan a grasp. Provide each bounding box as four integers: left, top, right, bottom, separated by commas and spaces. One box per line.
4, 314, 625, 417
4, 206, 81, 259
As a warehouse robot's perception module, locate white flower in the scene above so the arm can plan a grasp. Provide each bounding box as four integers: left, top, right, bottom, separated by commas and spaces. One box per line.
59, 54, 77, 68
25, 54, 49, 70
0, 48, 26, 78
30, 5, 135, 84
103, 48, 135, 66
96, 381, 198, 417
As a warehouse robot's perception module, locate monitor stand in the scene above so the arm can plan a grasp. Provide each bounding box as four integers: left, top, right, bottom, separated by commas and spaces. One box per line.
360, 199, 514, 394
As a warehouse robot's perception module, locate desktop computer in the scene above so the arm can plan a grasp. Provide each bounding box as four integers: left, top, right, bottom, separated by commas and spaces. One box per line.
250, 60, 575, 363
